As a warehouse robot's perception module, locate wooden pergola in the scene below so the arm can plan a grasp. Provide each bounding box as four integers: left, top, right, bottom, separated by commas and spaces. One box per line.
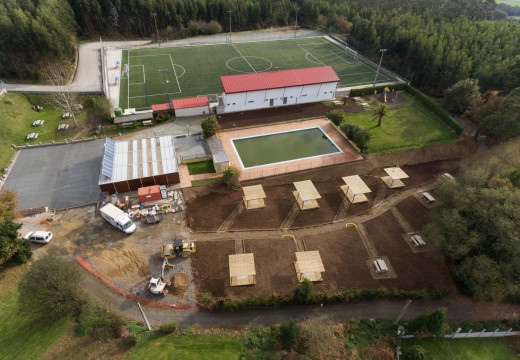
341, 175, 372, 203
293, 180, 321, 210
242, 185, 267, 210
381, 167, 409, 188
294, 251, 325, 282
229, 253, 256, 286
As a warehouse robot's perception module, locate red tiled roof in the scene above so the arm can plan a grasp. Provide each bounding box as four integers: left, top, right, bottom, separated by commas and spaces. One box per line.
172, 96, 209, 110
151, 103, 171, 112
220, 66, 340, 94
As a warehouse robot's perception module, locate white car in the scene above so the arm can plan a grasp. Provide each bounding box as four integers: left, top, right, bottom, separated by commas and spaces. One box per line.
23, 231, 53, 244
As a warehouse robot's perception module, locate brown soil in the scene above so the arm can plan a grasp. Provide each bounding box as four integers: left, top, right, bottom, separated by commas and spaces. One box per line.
185, 160, 459, 231
217, 100, 363, 130
395, 196, 431, 232
363, 210, 456, 292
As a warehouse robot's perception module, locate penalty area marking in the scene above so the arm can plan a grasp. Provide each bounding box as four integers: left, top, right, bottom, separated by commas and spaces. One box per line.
226, 56, 273, 73
128, 65, 145, 85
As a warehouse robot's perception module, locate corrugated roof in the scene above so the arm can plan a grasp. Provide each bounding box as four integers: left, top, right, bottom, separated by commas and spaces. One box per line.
342, 175, 372, 195
221, 66, 339, 94
294, 180, 321, 201
152, 103, 171, 112
384, 167, 409, 180
243, 185, 266, 201
172, 96, 209, 110
207, 136, 229, 164
229, 253, 256, 277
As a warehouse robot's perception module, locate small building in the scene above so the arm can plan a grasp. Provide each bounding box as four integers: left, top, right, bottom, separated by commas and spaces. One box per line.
293, 180, 321, 210
207, 136, 229, 173
172, 96, 210, 117
138, 185, 162, 203
151, 103, 171, 112
219, 66, 340, 113
294, 251, 325, 282
98, 136, 179, 194
243, 185, 266, 210
381, 167, 409, 188
341, 175, 372, 203
229, 253, 256, 286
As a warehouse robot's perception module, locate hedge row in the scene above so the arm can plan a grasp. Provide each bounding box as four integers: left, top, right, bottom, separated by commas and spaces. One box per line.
200, 287, 448, 311
349, 84, 464, 135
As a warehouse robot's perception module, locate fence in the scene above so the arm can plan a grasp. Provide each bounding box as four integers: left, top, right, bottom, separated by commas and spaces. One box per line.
12, 136, 99, 150
400, 328, 520, 340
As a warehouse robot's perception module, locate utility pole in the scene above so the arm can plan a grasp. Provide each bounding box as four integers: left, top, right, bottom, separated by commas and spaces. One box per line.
394, 300, 411, 360
372, 48, 387, 87
394, 299, 412, 325
228, 10, 232, 43
159, 69, 171, 107
152, 13, 160, 47
294, 8, 299, 38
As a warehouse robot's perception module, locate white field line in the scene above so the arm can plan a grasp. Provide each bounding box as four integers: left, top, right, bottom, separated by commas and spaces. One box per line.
297, 44, 326, 66
328, 50, 352, 64
127, 50, 130, 108
128, 90, 181, 99
128, 65, 146, 85
168, 54, 182, 93
231, 43, 257, 73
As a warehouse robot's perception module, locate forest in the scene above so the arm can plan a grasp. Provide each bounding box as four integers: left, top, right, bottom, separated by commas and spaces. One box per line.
0, 0, 519, 93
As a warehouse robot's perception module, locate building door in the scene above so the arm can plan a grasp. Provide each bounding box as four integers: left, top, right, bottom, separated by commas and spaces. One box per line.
269, 99, 274, 106
283, 97, 287, 104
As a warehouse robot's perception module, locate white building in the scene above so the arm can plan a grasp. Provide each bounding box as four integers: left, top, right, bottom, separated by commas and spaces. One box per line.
172, 96, 210, 117
220, 66, 339, 113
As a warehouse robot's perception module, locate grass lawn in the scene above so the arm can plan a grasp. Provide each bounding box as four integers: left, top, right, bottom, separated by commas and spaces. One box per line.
342, 98, 458, 153
496, 0, 520, 5
0, 264, 70, 360
187, 160, 216, 175
128, 334, 242, 360
0, 93, 88, 171
402, 338, 519, 359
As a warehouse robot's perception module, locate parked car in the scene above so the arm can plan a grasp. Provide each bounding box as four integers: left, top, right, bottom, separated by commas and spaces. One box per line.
23, 231, 53, 244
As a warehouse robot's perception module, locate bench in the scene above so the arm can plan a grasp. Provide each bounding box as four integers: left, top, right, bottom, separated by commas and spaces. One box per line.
374, 259, 388, 273
121, 122, 134, 128
142, 120, 153, 126
442, 173, 455, 181
411, 235, 426, 247
26, 132, 39, 140
32, 119, 44, 126
57, 123, 69, 131
422, 192, 436, 204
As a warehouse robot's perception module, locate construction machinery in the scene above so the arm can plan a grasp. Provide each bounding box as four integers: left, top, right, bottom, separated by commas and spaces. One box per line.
161, 239, 196, 259
148, 276, 170, 295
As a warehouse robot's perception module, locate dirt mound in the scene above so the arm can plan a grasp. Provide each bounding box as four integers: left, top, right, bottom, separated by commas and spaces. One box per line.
91, 244, 150, 285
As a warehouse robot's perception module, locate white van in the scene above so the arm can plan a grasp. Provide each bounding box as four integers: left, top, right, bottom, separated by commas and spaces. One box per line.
24, 231, 53, 244
100, 203, 136, 234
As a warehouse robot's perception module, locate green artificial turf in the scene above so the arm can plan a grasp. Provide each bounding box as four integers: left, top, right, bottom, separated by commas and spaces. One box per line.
128, 334, 242, 360
187, 160, 216, 175
341, 99, 459, 153
402, 338, 519, 360
119, 37, 399, 109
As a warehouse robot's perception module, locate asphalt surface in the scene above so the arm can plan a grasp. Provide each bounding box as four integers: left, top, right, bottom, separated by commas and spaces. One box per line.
3, 140, 104, 209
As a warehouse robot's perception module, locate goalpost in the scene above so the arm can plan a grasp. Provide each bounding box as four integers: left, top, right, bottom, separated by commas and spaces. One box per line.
344, 44, 358, 59
121, 63, 129, 79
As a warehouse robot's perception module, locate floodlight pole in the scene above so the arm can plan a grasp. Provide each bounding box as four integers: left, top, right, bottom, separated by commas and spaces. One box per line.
159, 69, 171, 108
394, 299, 412, 325
228, 10, 232, 43
372, 48, 387, 87
294, 8, 299, 38
152, 13, 160, 47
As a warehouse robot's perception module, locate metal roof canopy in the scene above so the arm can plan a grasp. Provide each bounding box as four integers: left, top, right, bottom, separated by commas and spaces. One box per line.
293, 180, 321, 201
172, 96, 209, 110
295, 251, 325, 282
243, 185, 266, 201
229, 253, 256, 286
220, 66, 340, 94
342, 175, 372, 195
207, 136, 229, 164
384, 167, 409, 180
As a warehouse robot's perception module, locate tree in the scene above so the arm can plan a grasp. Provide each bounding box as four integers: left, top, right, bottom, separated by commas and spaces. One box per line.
278, 319, 302, 350
371, 103, 388, 126
41, 62, 80, 128
222, 166, 241, 190
0, 220, 31, 265
201, 116, 218, 138
340, 123, 371, 152
481, 88, 520, 141
19, 254, 85, 320
293, 278, 317, 304
444, 78, 481, 114
455, 255, 507, 301
0, 190, 18, 223
326, 109, 344, 126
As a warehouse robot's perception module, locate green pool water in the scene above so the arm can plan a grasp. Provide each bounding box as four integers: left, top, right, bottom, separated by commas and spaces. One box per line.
232, 127, 341, 168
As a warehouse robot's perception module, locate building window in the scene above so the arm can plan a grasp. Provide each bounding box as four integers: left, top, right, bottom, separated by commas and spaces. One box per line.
248, 100, 254, 103
232, 103, 236, 105
290, 96, 293, 98
227, 104, 230, 106
302, 94, 307, 97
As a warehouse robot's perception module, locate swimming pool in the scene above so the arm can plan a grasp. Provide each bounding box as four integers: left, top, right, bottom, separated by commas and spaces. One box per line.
231, 127, 342, 169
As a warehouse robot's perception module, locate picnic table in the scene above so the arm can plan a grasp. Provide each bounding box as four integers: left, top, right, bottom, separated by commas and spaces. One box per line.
26, 132, 39, 140
32, 119, 44, 126
57, 123, 69, 131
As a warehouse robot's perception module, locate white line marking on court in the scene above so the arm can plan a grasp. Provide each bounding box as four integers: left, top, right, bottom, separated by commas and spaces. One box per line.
231, 43, 257, 73
297, 44, 326, 66
128, 91, 181, 99
168, 54, 182, 93
127, 50, 130, 108
328, 50, 352, 64
128, 65, 146, 85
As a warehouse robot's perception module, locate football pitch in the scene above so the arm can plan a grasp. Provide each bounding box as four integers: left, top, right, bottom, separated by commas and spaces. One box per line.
119, 37, 400, 110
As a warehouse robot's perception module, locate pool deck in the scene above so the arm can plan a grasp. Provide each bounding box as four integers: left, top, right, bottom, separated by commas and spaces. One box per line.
216, 118, 363, 181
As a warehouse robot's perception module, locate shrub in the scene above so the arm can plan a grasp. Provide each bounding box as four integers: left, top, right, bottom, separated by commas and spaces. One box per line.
11, 239, 32, 264
155, 323, 178, 335
199, 292, 217, 310
340, 123, 371, 152
201, 116, 218, 138
222, 166, 241, 190
278, 320, 302, 350
326, 109, 345, 125
293, 279, 317, 304
407, 308, 447, 336
77, 302, 125, 339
